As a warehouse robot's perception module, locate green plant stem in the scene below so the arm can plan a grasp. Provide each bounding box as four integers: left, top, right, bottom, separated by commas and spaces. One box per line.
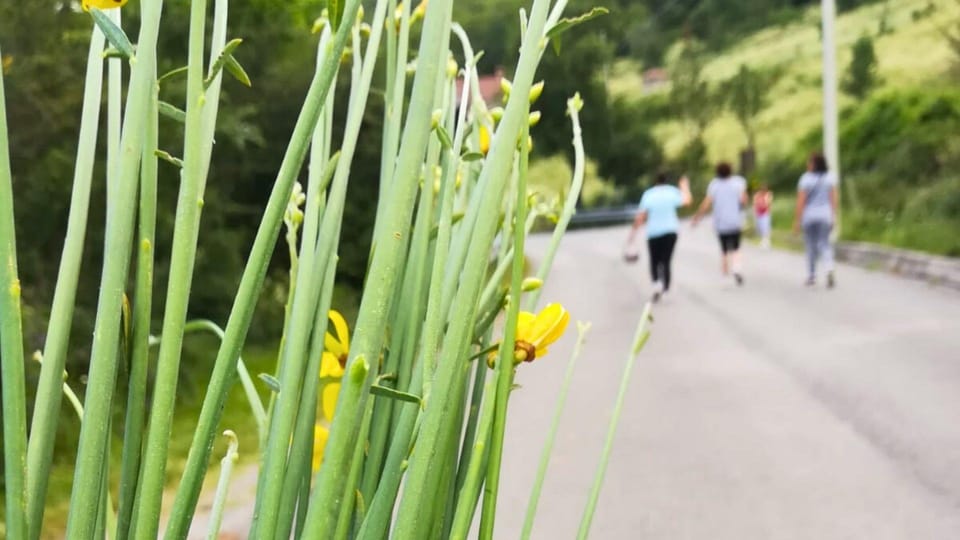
162, 1, 360, 531
577, 304, 653, 540
253, 3, 385, 533
525, 94, 586, 311
447, 371, 498, 540
274, 256, 338, 540
375, 0, 411, 223
24, 26, 106, 539
300, 0, 453, 535
480, 118, 532, 540
521, 322, 591, 539
334, 398, 376, 540
204, 431, 239, 540
392, 0, 550, 534
115, 71, 159, 540
65, 0, 164, 532
453, 346, 489, 501
133, 0, 217, 532
0, 44, 29, 540
181, 319, 267, 433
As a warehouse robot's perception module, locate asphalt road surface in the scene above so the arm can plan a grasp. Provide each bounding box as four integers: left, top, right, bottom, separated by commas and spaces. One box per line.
493, 224, 960, 539
185, 224, 960, 539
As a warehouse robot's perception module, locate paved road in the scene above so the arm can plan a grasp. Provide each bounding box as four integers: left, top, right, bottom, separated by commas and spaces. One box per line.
492, 224, 960, 539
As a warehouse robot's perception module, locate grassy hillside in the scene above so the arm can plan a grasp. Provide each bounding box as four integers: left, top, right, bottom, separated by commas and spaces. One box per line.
612, 0, 959, 164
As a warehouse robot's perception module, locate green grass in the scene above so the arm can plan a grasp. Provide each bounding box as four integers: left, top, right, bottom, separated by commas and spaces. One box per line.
612, 0, 960, 164
16, 338, 277, 539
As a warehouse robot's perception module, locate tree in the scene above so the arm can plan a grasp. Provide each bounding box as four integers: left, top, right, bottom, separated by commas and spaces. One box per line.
723, 65, 777, 151
842, 35, 880, 100
669, 39, 720, 174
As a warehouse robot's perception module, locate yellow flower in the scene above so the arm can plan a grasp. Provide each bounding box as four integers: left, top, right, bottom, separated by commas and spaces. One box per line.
512, 303, 570, 364
479, 124, 490, 155
82, 0, 128, 12
312, 310, 350, 471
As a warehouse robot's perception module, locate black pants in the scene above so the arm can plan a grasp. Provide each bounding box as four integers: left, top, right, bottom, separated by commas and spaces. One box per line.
647, 233, 678, 290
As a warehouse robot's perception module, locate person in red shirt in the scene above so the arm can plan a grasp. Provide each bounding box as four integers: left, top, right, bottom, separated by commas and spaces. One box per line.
753, 183, 773, 249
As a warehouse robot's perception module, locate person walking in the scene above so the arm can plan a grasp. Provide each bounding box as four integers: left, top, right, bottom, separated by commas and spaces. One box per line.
626, 173, 692, 302
753, 183, 773, 249
793, 152, 838, 288
692, 162, 748, 286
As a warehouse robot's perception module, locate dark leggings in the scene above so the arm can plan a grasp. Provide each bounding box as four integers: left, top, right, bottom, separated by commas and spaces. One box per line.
647, 233, 678, 290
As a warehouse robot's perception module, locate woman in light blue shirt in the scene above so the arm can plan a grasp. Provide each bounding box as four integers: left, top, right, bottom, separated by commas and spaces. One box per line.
627, 173, 692, 302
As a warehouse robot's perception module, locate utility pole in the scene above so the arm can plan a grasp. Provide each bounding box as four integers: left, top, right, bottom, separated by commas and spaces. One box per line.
821, 0, 841, 233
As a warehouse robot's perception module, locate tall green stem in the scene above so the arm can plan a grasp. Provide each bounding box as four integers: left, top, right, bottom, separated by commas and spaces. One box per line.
392, 0, 550, 534
24, 26, 106, 538
0, 42, 29, 540
133, 0, 216, 532
162, 0, 360, 529
521, 322, 590, 539
65, 0, 165, 532
480, 117, 531, 540
115, 72, 159, 540
300, 0, 453, 535
577, 304, 653, 540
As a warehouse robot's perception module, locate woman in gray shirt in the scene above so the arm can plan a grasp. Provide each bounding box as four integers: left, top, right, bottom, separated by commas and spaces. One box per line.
693, 162, 748, 286
793, 152, 838, 288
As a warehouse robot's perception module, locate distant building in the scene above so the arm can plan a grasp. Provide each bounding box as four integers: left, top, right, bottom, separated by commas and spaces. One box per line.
642, 67, 670, 94
456, 67, 505, 107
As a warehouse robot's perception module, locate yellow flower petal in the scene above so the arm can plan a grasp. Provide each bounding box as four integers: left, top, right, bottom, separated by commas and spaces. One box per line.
312, 424, 329, 472
329, 310, 350, 351
479, 124, 491, 155
322, 382, 341, 421
515, 311, 536, 342
527, 303, 570, 350
320, 351, 345, 378
82, 0, 128, 11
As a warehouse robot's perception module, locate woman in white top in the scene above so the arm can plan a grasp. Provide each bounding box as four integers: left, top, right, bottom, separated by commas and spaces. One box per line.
793, 152, 838, 288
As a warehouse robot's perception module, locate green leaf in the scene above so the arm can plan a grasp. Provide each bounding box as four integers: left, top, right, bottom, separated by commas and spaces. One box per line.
154, 150, 183, 169
204, 38, 244, 89
461, 152, 484, 162
435, 125, 454, 150
545, 7, 609, 55
102, 47, 125, 59
328, 0, 345, 30
223, 54, 252, 87
158, 66, 188, 85
90, 8, 136, 60
258, 373, 281, 393
157, 101, 186, 124
370, 384, 421, 405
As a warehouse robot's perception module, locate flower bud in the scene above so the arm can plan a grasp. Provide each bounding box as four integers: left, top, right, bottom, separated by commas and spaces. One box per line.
528, 111, 541, 127
431, 109, 443, 129
529, 81, 544, 103
500, 78, 513, 103
489, 107, 504, 123
447, 57, 459, 79
521, 278, 543, 292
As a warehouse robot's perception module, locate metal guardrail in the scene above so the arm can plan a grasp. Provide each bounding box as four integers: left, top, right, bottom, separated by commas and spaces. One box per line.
569, 205, 638, 227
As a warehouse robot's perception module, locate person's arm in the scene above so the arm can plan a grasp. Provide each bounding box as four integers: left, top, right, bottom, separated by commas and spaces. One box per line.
678, 176, 692, 206
627, 210, 648, 243
829, 185, 839, 225
793, 190, 807, 234
692, 195, 712, 226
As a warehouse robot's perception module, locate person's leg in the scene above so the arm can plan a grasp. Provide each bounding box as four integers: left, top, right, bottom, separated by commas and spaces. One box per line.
803, 222, 818, 283
759, 214, 771, 248
718, 234, 731, 275
818, 223, 836, 287
661, 233, 678, 291
647, 237, 661, 284
730, 231, 744, 285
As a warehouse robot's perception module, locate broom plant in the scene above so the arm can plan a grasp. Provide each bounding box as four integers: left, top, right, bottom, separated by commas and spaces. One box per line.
0, 0, 648, 538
